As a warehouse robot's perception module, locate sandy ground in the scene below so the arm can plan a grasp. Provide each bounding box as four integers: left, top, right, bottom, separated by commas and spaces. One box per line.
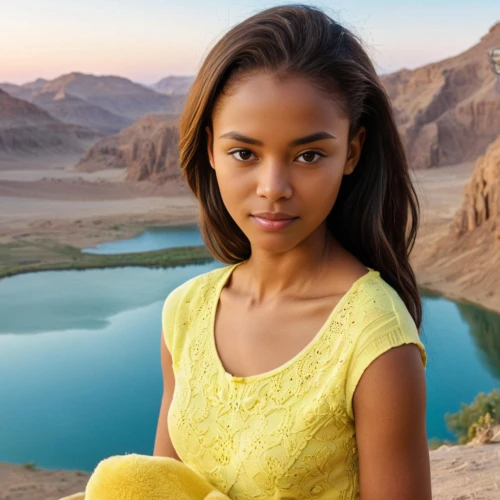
0, 463, 90, 500
0, 155, 199, 247
1, 156, 499, 499
409, 160, 475, 267
0, 156, 475, 253
2, 442, 500, 500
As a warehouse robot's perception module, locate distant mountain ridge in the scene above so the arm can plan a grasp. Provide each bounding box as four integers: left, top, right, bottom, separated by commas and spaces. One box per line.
381, 21, 500, 169
3, 21, 499, 172
32, 90, 132, 135
151, 76, 194, 95
0, 89, 101, 154
0, 72, 187, 135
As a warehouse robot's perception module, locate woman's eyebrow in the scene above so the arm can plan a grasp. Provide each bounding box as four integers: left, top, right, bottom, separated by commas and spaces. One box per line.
218, 131, 337, 146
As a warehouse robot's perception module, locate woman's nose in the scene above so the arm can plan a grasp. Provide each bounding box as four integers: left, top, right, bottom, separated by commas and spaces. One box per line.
255, 162, 292, 201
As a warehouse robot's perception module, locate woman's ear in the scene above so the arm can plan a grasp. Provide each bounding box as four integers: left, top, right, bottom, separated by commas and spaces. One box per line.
206, 126, 215, 170
343, 126, 366, 175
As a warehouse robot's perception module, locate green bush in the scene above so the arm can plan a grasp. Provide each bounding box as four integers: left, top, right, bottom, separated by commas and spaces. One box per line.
445, 389, 500, 444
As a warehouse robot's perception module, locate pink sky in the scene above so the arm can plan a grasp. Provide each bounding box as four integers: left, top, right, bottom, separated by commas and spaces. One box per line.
2, 0, 499, 85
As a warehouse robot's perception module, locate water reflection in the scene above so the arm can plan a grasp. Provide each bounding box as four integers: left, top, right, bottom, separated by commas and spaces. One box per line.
457, 302, 500, 380
0, 263, 220, 334
1, 268, 499, 469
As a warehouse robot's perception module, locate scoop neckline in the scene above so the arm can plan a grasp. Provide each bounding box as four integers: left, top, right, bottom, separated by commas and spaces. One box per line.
209, 262, 378, 384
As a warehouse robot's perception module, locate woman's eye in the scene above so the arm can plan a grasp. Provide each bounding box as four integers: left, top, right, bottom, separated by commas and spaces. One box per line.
297, 151, 324, 163
230, 149, 256, 162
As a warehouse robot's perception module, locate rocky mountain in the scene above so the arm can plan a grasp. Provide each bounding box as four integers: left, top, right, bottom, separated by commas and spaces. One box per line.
151, 76, 194, 95
75, 113, 187, 187
0, 72, 182, 135
382, 22, 500, 169
0, 89, 101, 154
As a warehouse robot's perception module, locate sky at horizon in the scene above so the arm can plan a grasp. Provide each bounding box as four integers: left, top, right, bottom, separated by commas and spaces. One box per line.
1, 0, 499, 85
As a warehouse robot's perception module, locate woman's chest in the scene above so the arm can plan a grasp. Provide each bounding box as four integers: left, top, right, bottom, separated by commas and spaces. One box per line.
214, 295, 343, 379
168, 363, 356, 499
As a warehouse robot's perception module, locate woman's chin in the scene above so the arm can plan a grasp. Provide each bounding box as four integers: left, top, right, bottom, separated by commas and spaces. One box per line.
247, 235, 303, 256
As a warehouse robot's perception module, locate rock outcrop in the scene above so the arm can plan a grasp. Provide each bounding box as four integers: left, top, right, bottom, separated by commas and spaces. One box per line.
382, 22, 500, 169
411, 135, 500, 312
452, 136, 500, 239
75, 113, 187, 188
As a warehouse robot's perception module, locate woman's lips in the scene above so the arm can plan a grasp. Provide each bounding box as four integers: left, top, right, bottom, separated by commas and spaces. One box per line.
250, 213, 298, 231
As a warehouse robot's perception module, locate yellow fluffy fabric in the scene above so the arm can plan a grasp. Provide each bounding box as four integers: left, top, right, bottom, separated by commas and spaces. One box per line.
59, 454, 230, 500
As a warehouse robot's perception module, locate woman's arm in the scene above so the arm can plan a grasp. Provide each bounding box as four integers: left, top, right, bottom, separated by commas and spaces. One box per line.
153, 330, 180, 460
353, 344, 432, 500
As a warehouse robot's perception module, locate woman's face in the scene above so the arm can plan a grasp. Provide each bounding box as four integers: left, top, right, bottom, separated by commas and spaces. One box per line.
207, 73, 365, 255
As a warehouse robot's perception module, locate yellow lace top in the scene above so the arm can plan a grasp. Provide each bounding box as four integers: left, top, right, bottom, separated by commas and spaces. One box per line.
162, 264, 427, 500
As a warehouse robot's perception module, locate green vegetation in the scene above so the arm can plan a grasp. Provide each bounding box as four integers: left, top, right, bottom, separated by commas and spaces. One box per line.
0, 239, 214, 280
23, 461, 37, 470
445, 389, 500, 444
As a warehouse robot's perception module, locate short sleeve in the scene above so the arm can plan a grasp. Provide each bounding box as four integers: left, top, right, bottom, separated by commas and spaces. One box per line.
344, 283, 427, 420
161, 287, 181, 355
161, 280, 193, 370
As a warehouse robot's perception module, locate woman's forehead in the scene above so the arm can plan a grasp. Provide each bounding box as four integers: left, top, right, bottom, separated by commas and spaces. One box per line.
212, 74, 349, 139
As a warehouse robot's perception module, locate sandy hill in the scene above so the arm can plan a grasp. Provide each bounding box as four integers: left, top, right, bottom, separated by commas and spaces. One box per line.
152, 75, 194, 95
0, 89, 57, 129
32, 90, 132, 135
75, 113, 187, 188
0, 89, 101, 155
381, 22, 500, 169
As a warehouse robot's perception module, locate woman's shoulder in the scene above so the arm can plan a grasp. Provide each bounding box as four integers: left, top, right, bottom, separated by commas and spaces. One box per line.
343, 267, 425, 363
162, 264, 234, 315
348, 268, 416, 329
343, 268, 427, 418
349, 267, 426, 360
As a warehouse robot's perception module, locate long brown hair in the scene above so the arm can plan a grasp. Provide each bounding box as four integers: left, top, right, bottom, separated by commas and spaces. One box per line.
179, 4, 422, 329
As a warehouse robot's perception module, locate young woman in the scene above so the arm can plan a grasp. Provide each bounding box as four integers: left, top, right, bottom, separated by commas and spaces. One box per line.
154, 5, 431, 500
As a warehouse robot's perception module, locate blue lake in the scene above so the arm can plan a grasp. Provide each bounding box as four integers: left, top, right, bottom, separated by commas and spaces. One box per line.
0, 228, 499, 472
82, 226, 204, 254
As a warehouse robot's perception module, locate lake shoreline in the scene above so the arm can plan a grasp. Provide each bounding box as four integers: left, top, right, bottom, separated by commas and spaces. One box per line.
2, 229, 499, 317
419, 284, 500, 316
0, 238, 213, 279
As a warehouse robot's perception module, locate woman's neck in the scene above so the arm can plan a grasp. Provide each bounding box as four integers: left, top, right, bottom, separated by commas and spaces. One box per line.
236, 225, 341, 303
